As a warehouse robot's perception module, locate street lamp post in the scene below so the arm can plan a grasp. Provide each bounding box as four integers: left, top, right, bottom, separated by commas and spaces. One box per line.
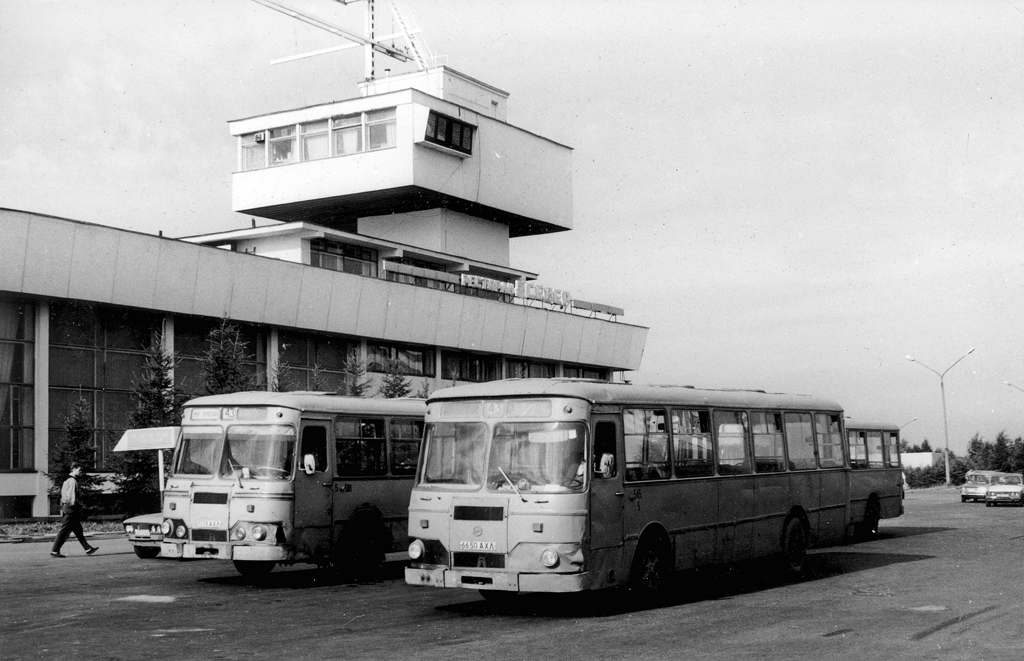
905, 348, 975, 487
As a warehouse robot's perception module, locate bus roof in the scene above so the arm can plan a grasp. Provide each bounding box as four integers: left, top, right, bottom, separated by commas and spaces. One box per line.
427, 379, 842, 412
184, 391, 426, 416
845, 420, 899, 432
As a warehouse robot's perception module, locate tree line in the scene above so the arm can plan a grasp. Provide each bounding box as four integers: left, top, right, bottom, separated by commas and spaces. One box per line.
902, 432, 1024, 488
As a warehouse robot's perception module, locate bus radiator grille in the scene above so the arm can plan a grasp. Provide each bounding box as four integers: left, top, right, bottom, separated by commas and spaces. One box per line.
453, 506, 504, 521
453, 552, 505, 569
192, 530, 228, 542
193, 492, 228, 505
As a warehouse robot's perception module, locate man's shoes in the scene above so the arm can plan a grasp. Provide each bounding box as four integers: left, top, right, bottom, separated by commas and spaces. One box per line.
86, 546, 99, 556
50, 551, 65, 558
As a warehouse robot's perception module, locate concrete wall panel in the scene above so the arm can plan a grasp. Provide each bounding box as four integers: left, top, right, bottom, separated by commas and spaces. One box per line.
68, 224, 118, 304
192, 248, 238, 319
479, 300, 507, 354
0, 210, 30, 293
558, 314, 585, 365
354, 277, 389, 338
325, 274, 363, 336
501, 305, 528, 356
576, 319, 601, 366
383, 283, 419, 343
541, 312, 567, 362
295, 266, 336, 332
520, 308, 547, 358
262, 260, 302, 328
434, 293, 465, 351
406, 287, 441, 347
456, 297, 486, 351
111, 231, 161, 310
153, 239, 200, 315
22, 216, 75, 298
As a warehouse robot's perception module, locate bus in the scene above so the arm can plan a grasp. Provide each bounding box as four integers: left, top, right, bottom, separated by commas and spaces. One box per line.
845, 420, 904, 539
405, 379, 897, 597
160, 391, 424, 578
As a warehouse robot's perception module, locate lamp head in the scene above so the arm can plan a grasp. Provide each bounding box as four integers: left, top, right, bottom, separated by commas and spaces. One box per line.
905, 355, 915, 362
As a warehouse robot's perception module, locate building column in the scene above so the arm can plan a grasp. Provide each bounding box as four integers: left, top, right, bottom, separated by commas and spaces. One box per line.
32, 300, 49, 518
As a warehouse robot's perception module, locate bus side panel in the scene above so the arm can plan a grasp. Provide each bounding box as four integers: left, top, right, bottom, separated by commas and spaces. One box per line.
787, 472, 820, 534
818, 470, 848, 545
716, 476, 754, 563
673, 480, 718, 570
753, 474, 789, 558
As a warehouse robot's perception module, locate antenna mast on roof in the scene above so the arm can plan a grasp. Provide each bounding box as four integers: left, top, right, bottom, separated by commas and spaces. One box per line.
250, 0, 432, 80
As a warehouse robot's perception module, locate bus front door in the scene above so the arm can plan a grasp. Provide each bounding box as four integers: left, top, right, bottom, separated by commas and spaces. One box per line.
295, 422, 333, 562
589, 415, 624, 585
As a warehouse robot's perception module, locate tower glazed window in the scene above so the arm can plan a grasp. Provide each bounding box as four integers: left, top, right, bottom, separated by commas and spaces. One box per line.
424, 111, 474, 155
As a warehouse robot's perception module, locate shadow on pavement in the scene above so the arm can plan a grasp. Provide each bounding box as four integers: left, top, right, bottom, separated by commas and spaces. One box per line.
436, 549, 934, 618
198, 559, 407, 589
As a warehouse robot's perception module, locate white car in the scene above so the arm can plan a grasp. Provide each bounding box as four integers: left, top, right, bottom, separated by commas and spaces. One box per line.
123, 513, 164, 558
985, 474, 1024, 507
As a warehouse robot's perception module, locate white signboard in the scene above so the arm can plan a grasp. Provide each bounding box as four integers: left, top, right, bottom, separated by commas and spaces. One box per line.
112, 426, 180, 452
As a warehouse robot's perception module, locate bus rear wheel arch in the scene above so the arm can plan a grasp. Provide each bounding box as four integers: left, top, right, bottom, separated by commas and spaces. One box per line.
856, 496, 881, 542
335, 505, 389, 582
233, 560, 276, 578
628, 529, 672, 594
780, 515, 809, 574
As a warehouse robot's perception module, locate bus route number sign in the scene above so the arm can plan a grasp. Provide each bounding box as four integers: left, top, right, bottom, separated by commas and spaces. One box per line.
459, 541, 496, 551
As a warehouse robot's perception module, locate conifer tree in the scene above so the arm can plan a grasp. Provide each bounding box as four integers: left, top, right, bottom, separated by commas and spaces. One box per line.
48, 397, 101, 515
202, 319, 258, 395
340, 349, 370, 397
111, 338, 185, 515
378, 358, 412, 398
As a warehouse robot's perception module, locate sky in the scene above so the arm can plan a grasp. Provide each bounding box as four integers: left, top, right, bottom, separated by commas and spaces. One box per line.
1, 0, 1022, 455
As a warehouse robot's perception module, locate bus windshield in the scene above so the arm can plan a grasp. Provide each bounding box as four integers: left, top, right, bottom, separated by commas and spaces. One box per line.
221, 424, 296, 480
419, 422, 488, 487
175, 426, 222, 475
488, 421, 586, 493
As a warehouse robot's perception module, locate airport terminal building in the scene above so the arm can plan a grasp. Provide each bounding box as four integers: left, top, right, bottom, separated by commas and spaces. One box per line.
0, 67, 647, 518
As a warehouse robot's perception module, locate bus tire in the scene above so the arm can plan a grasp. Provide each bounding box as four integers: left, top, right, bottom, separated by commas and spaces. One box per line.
780, 516, 809, 574
857, 497, 881, 542
133, 545, 160, 559
629, 537, 671, 594
337, 508, 388, 582
233, 560, 275, 578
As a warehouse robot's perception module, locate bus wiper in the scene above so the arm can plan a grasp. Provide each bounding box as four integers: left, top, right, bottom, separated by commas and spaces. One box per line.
497, 466, 526, 503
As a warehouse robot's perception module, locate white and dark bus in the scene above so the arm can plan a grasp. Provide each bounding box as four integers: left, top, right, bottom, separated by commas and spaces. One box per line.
405, 379, 900, 597
160, 392, 424, 577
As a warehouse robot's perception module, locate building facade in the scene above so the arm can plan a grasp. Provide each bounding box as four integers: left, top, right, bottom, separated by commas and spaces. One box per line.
0, 67, 647, 518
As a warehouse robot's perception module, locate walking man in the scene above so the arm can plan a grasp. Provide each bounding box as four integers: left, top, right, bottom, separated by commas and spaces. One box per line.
50, 463, 98, 558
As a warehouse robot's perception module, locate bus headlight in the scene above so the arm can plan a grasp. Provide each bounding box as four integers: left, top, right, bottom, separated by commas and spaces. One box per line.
408, 539, 425, 560
540, 548, 560, 568
251, 525, 267, 541
161, 520, 172, 536
175, 525, 187, 539
233, 527, 246, 541
124, 524, 134, 535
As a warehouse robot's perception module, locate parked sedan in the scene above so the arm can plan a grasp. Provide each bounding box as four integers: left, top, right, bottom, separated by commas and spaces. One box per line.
123, 513, 164, 558
984, 474, 1024, 507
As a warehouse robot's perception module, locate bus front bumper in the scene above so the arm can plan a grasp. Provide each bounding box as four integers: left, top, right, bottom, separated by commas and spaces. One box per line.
405, 566, 589, 593
160, 542, 290, 562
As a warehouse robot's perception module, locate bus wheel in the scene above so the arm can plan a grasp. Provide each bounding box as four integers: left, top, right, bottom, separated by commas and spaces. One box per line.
857, 499, 881, 542
629, 539, 670, 594
780, 517, 809, 574
133, 545, 160, 559
233, 560, 275, 578
337, 510, 387, 582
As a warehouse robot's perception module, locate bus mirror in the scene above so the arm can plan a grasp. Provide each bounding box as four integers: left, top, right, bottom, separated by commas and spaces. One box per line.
303, 454, 316, 475
598, 453, 615, 479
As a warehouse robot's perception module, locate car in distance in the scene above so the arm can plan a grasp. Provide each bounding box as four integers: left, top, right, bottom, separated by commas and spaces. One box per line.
123, 513, 164, 558
984, 474, 1024, 507
960, 470, 1002, 502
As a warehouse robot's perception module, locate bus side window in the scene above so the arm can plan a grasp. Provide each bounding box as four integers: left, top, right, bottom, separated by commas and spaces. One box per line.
849, 432, 868, 469
594, 421, 617, 479
300, 426, 328, 473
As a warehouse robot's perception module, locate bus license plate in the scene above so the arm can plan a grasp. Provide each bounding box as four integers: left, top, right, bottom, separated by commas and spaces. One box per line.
459, 541, 496, 551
